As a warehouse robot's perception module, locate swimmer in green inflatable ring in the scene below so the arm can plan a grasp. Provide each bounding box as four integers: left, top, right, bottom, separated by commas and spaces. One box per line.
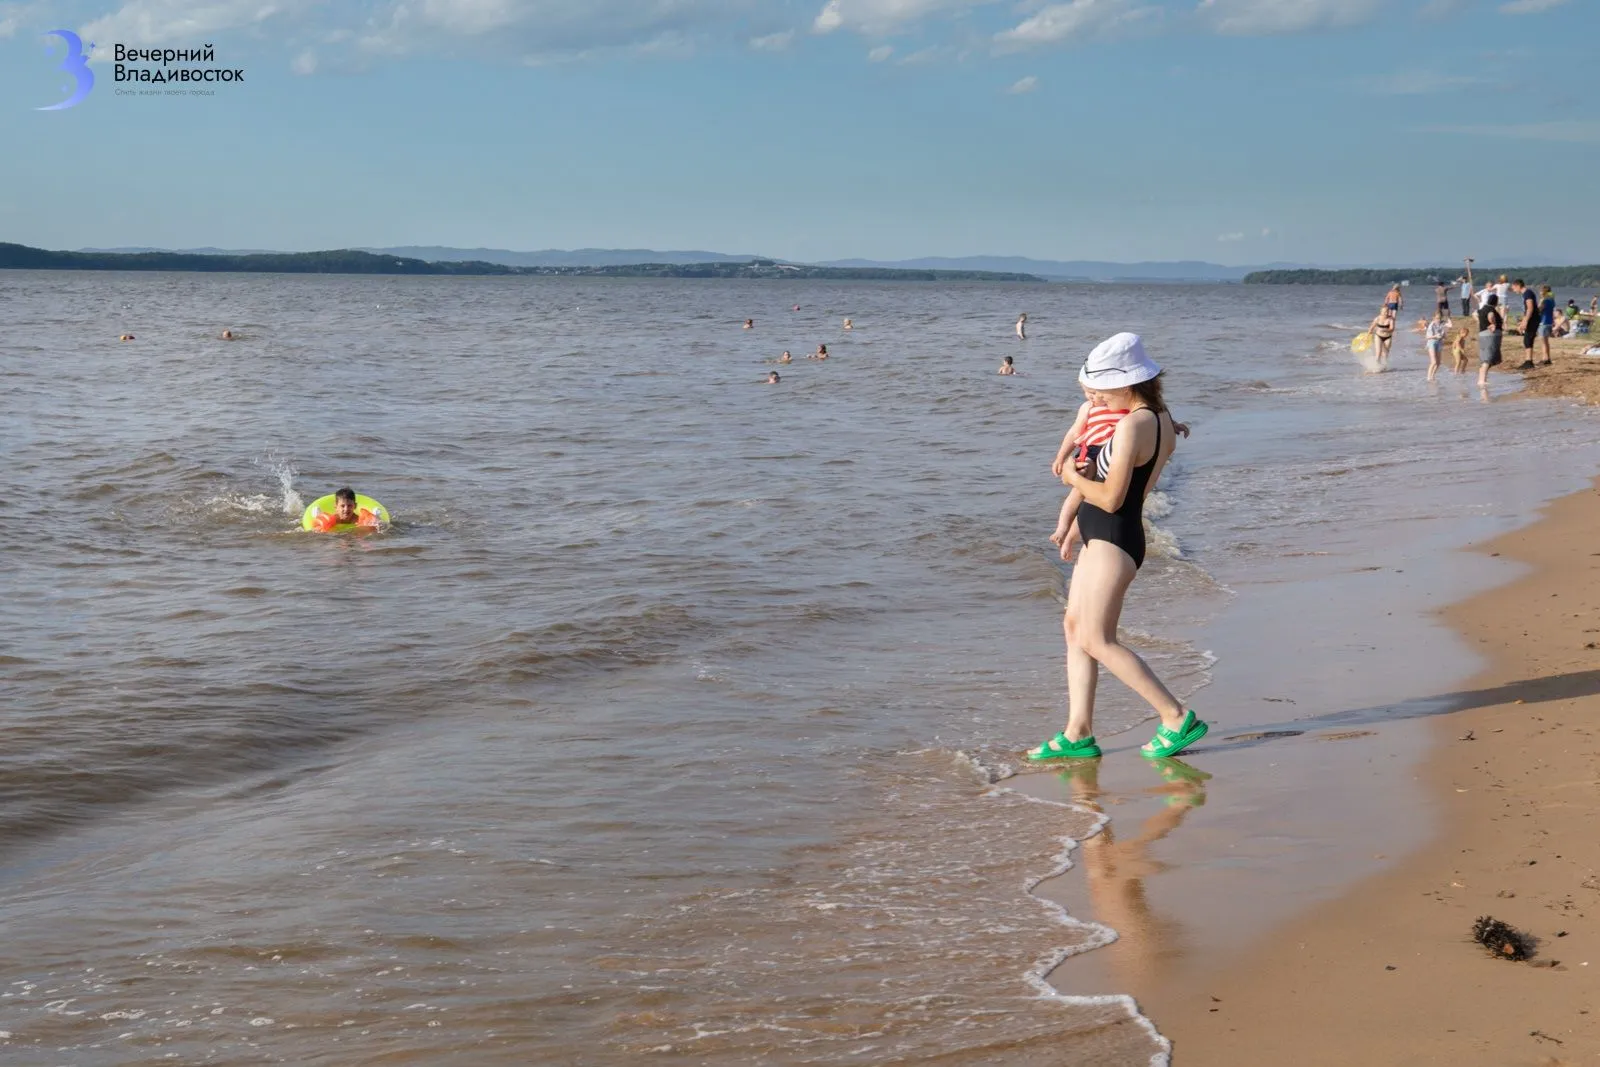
304, 487, 388, 532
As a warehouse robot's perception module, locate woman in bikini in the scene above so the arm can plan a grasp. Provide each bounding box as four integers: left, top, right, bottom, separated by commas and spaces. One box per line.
1368, 305, 1397, 368
1028, 333, 1208, 763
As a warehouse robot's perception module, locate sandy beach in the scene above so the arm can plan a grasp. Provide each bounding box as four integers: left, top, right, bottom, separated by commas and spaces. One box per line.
1141, 355, 1600, 1062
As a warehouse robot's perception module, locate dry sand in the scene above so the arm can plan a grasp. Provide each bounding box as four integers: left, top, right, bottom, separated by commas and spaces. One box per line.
1143, 473, 1600, 1064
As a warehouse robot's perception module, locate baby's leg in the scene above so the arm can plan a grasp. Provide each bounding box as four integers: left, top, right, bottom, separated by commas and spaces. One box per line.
1050, 497, 1073, 544
1059, 519, 1081, 562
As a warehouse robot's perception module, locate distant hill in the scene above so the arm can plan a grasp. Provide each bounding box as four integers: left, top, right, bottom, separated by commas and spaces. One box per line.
6, 243, 1041, 282
1245, 265, 1600, 287
364, 246, 769, 267
817, 256, 1262, 282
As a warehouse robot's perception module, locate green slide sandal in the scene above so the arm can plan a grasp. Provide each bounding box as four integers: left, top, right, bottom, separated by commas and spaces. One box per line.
1027, 732, 1102, 761
1140, 710, 1209, 760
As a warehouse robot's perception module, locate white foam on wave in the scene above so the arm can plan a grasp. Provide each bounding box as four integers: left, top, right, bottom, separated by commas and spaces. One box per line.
988, 784, 1173, 1067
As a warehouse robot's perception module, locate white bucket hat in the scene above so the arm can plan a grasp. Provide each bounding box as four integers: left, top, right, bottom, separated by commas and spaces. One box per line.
1079, 332, 1161, 390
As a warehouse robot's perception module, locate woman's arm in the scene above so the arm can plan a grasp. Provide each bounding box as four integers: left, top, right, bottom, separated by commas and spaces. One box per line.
1062, 410, 1156, 512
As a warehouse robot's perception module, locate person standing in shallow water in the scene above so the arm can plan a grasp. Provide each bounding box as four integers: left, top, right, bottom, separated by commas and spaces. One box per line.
1028, 332, 1209, 763
1016, 313, 1027, 340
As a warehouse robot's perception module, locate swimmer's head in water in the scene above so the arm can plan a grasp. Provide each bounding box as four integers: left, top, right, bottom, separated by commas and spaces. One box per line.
334, 487, 358, 521
768, 371, 780, 383
1003, 356, 1013, 365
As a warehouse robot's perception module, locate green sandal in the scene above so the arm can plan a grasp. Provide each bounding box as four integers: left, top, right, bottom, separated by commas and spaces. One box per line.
1140, 710, 1209, 760
1027, 731, 1102, 761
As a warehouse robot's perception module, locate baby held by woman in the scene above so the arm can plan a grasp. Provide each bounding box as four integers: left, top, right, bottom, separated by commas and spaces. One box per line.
1050, 385, 1188, 561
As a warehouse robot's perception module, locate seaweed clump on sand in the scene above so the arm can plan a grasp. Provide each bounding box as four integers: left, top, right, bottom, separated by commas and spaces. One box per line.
1473, 916, 1534, 961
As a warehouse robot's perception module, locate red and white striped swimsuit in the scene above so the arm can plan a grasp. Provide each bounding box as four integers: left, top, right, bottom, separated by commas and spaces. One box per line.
1075, 406, 1130, 466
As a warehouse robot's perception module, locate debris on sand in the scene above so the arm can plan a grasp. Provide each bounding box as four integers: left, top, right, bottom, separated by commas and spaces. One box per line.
1473, 915, 1534, 961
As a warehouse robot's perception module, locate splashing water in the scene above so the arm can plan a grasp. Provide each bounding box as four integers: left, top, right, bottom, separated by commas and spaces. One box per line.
259, 453, 303, 517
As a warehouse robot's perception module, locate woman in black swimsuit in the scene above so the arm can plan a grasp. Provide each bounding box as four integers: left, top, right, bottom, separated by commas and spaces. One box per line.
1028, 333, 1209, 763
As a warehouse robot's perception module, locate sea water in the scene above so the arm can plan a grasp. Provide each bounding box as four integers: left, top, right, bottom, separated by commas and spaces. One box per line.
4, 272, 1599, 1065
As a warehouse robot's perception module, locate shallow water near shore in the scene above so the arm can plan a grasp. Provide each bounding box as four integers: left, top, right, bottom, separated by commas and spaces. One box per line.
4, 272, 1600, 1064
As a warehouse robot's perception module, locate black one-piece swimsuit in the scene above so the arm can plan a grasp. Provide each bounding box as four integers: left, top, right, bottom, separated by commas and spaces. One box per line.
1078, 414, 1161, 570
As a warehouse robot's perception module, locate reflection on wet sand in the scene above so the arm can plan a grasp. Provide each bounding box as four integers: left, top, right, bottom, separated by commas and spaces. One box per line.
1057, 759, 1211, 991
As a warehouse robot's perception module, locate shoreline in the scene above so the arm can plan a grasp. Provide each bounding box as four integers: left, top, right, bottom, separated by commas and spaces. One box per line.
1140, 474, 1600, 1061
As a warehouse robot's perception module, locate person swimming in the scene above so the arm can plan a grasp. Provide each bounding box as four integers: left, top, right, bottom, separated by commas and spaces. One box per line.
777, 350, 792, 364
119, 333, 135, 341
220, 329, 235, 340
311, 487, 381, 532
843, 318, 853, 330
998, 355, 1016, 375
743, 319, 754, 330
811, 344, 828, 360
767, 371, 781, 384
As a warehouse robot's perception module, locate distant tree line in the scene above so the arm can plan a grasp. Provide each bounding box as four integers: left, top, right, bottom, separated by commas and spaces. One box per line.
1244, 265, 1600, 287
0, 243, 1043, 282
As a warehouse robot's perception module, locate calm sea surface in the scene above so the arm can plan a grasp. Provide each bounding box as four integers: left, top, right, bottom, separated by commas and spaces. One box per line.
4, 273, 1600, 1065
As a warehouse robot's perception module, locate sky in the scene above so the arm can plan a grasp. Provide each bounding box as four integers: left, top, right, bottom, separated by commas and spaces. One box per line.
0, 0, 1596, 265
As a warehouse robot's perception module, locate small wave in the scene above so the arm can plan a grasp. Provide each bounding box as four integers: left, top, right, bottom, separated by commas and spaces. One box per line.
1144, 519, 1183, 561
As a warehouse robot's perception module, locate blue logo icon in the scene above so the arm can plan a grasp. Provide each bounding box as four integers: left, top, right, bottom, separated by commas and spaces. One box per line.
37, 30, 95, 111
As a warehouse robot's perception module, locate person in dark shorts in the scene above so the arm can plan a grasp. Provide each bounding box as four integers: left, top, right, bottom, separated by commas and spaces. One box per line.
1513, 280, 1539, 369
1476, 294, 1503, 387
1435, 281, 1452, 322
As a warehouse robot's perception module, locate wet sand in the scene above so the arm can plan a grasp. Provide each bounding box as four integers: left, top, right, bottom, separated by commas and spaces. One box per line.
1140, 476, 1600, 1063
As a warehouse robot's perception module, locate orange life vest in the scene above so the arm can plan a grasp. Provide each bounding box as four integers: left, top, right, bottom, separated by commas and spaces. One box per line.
312, 508, 377, 532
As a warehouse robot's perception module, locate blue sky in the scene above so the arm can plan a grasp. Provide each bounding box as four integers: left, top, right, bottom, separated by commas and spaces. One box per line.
0, 0, 1595, 264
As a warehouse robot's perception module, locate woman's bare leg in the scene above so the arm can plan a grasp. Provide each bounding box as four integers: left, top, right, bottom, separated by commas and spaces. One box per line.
1072, 540, 1186, 730
1063, 571, 1099, 741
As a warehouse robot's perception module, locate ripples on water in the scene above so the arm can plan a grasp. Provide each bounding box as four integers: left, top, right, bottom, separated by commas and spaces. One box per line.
4, 273, 1599, 1065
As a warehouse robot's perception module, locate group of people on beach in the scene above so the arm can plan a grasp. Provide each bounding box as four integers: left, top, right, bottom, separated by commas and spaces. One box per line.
1367, 259, 1595, 386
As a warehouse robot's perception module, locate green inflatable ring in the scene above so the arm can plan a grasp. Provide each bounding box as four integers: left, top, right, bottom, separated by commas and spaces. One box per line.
301, 493, 390, 532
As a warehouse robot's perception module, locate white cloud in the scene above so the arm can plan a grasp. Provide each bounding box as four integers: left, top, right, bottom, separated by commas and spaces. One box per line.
1260, 227, 1272, 237
993, 0, 1158, 52
1499, 0, 1569, 12
813, 0, 998, 36
1007, 74, 1038, 93
1422, 120, 1600, 143
1197, 0, 1384, 35
0, 1, 31, 39
749, 30, 794, 50
895, 44, 948, 64
1365, 70, 1483, 95
867, 43, 894, 60
81, 0, 318, 56
290, 47, 315, 74
75, 0, 768, 65
1217, 232, 1244, 242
